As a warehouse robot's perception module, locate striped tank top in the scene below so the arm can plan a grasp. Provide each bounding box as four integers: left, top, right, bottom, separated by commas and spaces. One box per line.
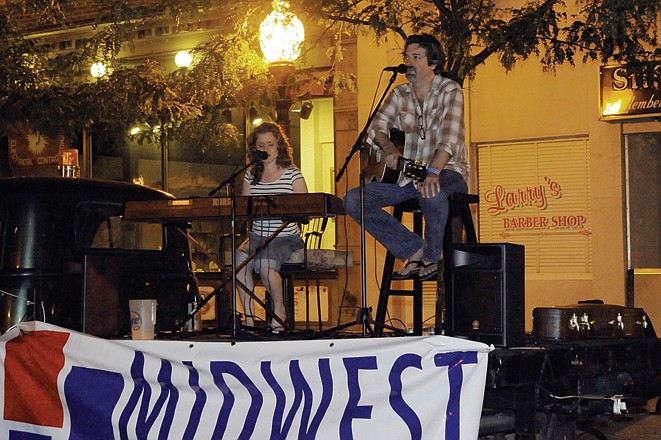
244, 166, 305, 237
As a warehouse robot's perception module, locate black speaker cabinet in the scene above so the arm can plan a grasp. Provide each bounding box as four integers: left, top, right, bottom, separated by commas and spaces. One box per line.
446, 243, 525, 347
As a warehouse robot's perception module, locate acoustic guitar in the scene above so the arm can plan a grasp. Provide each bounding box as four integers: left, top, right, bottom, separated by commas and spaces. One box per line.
361, 129, 427, 183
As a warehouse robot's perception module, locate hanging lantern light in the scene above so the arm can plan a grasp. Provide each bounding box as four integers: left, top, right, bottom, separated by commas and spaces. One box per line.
259, 1, 305, 65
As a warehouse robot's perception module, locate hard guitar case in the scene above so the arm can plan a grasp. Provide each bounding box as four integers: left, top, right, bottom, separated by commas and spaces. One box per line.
533, 302, 655, 341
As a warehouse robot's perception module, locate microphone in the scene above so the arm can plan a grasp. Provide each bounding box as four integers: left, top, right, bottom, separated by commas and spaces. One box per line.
253, 150, 269, 160
383, 64, 407, 74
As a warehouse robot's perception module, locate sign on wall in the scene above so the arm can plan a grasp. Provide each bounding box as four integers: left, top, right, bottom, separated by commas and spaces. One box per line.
8, 131, 66, 176
600, 61, 661, 120
478, 138, 592, 274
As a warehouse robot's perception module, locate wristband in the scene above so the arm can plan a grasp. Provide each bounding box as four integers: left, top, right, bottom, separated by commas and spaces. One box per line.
426, 167, 441, 175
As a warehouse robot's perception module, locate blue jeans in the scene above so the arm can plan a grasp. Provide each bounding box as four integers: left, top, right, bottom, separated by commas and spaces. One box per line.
343, 170, 468, 262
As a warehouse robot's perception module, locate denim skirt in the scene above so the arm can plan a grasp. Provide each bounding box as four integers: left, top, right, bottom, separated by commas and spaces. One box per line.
237, 232, 304, 272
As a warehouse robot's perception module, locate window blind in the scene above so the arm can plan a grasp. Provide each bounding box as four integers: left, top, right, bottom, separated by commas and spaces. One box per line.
477, 138, 592, 274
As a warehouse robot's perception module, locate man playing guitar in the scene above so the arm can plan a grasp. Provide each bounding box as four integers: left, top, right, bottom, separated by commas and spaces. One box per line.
344, 34, 469, 281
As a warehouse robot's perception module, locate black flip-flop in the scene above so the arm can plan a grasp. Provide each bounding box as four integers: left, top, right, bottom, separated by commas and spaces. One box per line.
418, 262, 439, 281
392, 260, 421, 280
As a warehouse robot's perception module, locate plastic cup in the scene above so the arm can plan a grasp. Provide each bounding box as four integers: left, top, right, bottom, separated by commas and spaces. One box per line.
129, 299, 157, 340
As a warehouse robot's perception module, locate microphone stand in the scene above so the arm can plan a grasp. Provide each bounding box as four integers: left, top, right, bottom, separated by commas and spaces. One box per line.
178, 158, 261, 337
330, 69, 404, 337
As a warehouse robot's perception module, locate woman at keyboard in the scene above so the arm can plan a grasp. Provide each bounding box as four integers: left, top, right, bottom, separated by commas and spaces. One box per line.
235, 122, 308, 333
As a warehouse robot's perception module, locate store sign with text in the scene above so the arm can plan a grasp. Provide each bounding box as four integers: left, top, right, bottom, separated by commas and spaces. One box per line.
600, 61, 661, 120
483, 177, 589, 236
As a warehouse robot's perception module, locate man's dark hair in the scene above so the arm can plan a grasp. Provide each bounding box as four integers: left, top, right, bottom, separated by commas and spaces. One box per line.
405, 34, 445, 74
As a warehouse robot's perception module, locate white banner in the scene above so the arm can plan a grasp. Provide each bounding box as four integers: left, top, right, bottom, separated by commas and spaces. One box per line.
1, 322, 491, 439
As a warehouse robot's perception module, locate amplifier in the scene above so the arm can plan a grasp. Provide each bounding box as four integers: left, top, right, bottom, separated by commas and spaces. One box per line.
446, 243, 525, 347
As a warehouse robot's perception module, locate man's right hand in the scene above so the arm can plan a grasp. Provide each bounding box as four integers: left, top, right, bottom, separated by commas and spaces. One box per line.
385, 152, 400, 169
375, 131, 400, 169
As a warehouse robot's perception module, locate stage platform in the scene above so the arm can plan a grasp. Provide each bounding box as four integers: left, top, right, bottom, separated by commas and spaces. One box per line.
162, 327, 661, 438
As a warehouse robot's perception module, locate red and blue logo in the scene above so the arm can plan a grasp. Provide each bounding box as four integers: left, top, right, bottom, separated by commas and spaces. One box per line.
4, 330, 122, 439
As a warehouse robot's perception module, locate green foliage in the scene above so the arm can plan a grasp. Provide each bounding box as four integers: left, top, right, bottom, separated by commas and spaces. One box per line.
568, 0, 659, 63
0, 2, 259, 154
0, 0, 656, 150
0, 0, 348, 161
305, 0, 659, 83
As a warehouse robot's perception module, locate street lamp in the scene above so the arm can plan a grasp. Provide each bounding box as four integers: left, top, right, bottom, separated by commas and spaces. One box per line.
175, 50, 192, 68
90, 62, 108, 78
259, 1, 304, 136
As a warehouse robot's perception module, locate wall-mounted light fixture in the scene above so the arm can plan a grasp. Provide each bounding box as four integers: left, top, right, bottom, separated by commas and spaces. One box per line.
249, 107, 264, 126
300, 100, 314, 120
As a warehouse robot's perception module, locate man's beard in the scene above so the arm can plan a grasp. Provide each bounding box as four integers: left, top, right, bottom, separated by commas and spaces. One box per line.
405, 70, 417, 83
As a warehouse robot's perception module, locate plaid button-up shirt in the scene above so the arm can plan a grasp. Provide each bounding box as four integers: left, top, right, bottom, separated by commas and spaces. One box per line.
369, 74, 469, 186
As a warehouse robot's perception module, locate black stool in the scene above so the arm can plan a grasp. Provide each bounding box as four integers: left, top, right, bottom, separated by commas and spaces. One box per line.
373, 193, 478, 336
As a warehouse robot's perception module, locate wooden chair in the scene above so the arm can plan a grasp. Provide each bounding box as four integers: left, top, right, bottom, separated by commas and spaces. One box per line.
280, 217, 353, 331
219, 218, 352, 331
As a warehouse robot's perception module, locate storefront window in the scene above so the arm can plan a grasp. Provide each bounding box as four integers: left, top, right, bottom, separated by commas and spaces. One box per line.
625, 132, 661, 268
